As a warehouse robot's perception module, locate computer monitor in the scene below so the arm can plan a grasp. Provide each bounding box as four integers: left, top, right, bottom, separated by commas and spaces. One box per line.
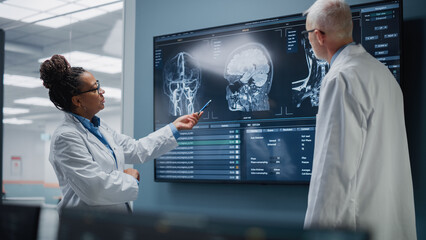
153, 0, 402, 183
58, 208, 369, 240
0, 204, 41, 240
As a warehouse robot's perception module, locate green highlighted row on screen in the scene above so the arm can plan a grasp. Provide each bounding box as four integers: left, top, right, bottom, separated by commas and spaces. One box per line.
177, 140, 241, 146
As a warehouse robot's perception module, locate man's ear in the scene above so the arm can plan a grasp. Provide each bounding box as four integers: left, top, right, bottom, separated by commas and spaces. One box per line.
71, 95, 81, 108
315, 30, 325, 46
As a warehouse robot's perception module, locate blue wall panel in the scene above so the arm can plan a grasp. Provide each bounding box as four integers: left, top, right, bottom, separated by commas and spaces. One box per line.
133, 0, 426, 236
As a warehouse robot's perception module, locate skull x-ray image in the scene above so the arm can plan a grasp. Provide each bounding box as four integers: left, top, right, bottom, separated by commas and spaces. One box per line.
224, 43, 273, 112
292, 37, 329, 108
163, 52, 201, 116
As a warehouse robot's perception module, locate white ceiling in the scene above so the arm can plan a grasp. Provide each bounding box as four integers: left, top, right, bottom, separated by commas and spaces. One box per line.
1, 0, 124, 129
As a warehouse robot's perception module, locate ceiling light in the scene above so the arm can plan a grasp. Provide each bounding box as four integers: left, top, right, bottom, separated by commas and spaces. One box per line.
0, 3, 37, 21
102, 87, 121, 100
36, 16, 79, 28
4, 74, 43, 88
21, 12, 55, 23
1, 0, 122, 29
77, 0, 118, 8
14, 97, 55, 107
3, 107, 30, 115
3, 118, 33, 125
84, 56, 122, 74
4, 0, 65, 12
48, 3, 87, 15
97, 64, 122, 74
39, 51, 122, 74
99, 2, 123, 12
97, 56, 122, 66
63, 51, 98, 62
68, 8, 106, 20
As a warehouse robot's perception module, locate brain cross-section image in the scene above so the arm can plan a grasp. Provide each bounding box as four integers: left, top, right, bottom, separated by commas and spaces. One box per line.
163, 52, 201, 116
292, 38, 329, 108
224, 43, 273, 112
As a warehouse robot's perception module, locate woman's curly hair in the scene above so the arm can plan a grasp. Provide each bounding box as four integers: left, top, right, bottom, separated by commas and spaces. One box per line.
40, 55, 86, 112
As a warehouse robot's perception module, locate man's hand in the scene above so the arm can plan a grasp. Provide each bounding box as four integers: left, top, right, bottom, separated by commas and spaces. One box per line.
172, 112, 203, 131
124, 168, 140, 181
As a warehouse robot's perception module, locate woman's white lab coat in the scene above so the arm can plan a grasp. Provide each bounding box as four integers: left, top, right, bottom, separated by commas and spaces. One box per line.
304, 44, 417, 240
49, 113, 178, 214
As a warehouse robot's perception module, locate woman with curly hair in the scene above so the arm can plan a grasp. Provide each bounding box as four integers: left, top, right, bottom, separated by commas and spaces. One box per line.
40, 54, 201, 215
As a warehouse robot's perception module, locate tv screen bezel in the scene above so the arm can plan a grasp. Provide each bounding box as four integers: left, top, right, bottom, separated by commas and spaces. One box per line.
152, 0, 403, 184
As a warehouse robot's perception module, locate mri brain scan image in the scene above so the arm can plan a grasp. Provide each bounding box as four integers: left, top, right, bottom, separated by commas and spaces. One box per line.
292, 37, 329, 108
224, 43, 273, 112
163, 52, 201, 116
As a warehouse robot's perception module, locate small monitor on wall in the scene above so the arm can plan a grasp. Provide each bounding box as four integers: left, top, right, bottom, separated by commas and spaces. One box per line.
153, 0, 402, 184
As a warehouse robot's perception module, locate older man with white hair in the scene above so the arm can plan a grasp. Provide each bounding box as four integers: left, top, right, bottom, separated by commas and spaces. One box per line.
302, 0, 417, 240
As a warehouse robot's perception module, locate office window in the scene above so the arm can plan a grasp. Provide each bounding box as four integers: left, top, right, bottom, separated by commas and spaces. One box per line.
1, 0, 124, 206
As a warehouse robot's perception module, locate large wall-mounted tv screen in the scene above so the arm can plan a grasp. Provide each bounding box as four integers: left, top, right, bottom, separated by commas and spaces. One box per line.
153, 0, 402, 184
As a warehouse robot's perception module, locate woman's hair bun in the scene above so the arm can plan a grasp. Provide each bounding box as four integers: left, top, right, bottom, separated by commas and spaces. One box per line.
39, 54, 71, 89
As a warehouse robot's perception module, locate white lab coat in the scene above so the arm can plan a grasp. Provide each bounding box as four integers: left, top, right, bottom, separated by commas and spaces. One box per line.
304, 44, 417, 240
49, 112, 178, 214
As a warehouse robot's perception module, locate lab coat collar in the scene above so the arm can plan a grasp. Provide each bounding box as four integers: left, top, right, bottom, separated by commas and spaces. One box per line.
331, 44, 365, 70
330, 42, 356, 67
64, 113, 115, 161
70, 112, 101, 128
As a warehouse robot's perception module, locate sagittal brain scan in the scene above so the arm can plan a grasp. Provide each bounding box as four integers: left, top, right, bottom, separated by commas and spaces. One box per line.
163, 52, 201, 116
224, 43, 273, 112
292, 38, 329, 108
153, 0, 402, 183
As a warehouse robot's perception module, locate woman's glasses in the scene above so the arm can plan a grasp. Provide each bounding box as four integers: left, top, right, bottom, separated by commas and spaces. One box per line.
77, 80, 100, 95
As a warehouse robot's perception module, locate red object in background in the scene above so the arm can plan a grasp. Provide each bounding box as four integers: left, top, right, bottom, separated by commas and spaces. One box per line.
11, 156, 22, 176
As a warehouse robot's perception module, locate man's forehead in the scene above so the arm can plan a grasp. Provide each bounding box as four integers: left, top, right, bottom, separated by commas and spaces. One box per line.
305, 17, 312, 28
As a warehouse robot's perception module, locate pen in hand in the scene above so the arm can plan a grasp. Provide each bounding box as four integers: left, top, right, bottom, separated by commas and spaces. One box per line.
198, 100, 212, 115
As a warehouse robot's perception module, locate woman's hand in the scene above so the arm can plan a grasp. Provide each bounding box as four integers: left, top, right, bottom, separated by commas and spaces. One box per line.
173, 112, 203, 131
124, 168, 140, 181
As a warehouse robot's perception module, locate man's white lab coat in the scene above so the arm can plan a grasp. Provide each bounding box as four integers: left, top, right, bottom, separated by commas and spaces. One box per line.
49, 113, 178, 214
304, 44, 417, 240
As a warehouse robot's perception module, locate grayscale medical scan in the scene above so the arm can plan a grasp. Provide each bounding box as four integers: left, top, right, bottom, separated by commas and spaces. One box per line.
153, 0, 401, 183
224, 43, 273, 112
163, 52, 201, 116
292, 38, 329, 108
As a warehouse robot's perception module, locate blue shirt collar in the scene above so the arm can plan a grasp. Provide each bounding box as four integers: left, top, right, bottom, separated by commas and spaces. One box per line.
70, 113, 101, 128
330, 42, 355, 67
